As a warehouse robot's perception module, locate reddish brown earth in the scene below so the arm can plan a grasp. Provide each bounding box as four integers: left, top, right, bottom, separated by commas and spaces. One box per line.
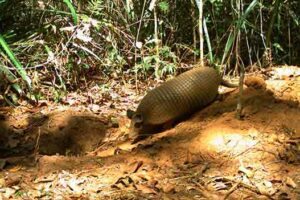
0, 66, 299, 199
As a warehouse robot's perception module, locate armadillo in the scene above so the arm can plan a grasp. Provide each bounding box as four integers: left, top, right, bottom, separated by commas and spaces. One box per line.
127, 67, 237, 140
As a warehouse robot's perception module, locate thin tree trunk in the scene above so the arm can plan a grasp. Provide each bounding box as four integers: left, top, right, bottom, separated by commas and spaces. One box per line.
191, 2, 197, 63
236, 0, 244, 119
154, 7, 160, 79
266, 0, 282, 48
195, 0, 204, 66
134, 0, 147, 92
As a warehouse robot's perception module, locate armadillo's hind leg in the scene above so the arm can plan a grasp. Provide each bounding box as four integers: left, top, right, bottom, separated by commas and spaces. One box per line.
215, 93, 226, 101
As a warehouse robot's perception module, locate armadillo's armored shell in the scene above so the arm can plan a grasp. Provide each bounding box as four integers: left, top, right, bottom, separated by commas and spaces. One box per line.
136, 67, 222, 125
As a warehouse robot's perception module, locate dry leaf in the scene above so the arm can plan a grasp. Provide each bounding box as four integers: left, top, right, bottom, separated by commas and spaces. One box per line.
5, 174, 21, 187
286, 177, 297, 188
136, 184, 157, 194
0, 177, 5, 187
3, 187, 16, 198
132, 161, 143, 173
162, 182, 176, 193
238, 166, 254, 178
263, 180, 273, 188
8, 166, 22, 173
67, 178, 85, 192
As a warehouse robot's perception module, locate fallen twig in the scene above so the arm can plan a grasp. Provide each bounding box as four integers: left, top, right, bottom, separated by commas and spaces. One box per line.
222, 177, 275, 200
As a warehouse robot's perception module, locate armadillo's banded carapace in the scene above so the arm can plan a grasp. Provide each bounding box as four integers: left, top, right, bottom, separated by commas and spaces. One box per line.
135, 67, 221, 126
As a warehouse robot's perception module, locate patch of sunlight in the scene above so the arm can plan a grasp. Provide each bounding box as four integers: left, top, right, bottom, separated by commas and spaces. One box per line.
205, 129, 258, 155
273, 66, 300, 79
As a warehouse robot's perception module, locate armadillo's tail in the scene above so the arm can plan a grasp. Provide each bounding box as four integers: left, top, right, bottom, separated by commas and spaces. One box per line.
221, 79, 239, 88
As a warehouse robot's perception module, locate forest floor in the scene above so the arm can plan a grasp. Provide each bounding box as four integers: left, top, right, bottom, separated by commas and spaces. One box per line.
0, 66, 299, 200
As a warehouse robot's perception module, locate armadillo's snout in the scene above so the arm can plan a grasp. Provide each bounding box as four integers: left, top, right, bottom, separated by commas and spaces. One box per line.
127, 109, 144, 138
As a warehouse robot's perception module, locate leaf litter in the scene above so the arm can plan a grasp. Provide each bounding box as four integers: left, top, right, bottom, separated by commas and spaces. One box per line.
0, 66, 299, 199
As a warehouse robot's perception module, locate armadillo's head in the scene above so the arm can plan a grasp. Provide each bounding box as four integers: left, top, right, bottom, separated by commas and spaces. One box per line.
126, 109, 144, 138
127, 109, 161, 143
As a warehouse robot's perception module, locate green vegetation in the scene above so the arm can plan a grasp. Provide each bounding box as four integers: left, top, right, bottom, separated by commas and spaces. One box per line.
0, 0, 299, 104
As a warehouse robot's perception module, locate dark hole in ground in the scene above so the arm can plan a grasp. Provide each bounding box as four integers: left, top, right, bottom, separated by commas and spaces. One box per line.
0, 110, 108, 157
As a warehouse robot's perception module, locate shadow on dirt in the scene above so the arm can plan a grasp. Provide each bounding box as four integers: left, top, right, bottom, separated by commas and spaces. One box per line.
0, 115, 10, 155
0, 110, 108, 158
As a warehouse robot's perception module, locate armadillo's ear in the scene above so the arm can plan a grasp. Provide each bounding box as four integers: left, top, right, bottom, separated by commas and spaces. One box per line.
132, 113, 143, 124
126, 109, 135, 119
134, 114, 143, 129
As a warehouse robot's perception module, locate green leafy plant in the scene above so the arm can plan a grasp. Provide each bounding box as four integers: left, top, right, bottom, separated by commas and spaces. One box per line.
135, 46, 178, 78
0, 34, 31, 88
158, 1, 170, 13
0, 0, 299, 105
221, 0, 259, 66
63, 0, 78, 25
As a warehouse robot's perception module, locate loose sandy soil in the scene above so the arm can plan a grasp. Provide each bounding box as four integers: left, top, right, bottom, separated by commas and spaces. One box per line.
0, 66, 299, 199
